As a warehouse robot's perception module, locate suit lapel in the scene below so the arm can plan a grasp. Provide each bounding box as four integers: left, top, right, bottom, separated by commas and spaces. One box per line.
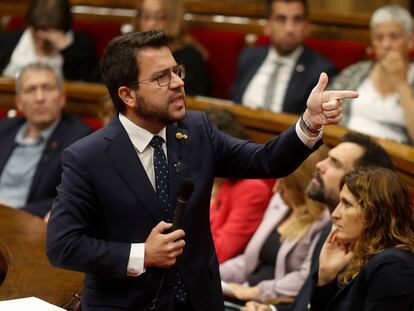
29, 119, 63, 197
325, 278, 355, 310
276, 236, 301, 279
0, 127, 19, 175
283, 47, 308, 113
104, 118, 165, 223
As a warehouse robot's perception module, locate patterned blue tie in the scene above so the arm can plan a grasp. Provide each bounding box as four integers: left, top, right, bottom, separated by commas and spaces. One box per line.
149, 135, 187, 303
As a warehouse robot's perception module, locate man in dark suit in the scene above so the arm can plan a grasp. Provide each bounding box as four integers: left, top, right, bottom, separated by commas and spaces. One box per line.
242, 132, 394, 311
231, 0, 337, 115
0, 62, 91, 219
46, 30, 357, 311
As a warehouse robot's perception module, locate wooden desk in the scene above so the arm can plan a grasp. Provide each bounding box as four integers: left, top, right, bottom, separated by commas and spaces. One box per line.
0, 205, 83, 308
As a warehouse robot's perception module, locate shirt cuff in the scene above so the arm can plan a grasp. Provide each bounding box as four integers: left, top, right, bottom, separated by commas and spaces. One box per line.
127, 243, 146, 277
269, 304, 277, 311
295, 119, 323, 149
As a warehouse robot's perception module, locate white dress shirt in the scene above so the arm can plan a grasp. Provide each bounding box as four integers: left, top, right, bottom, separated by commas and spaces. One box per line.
242, 46, 303, 112
119, 113, 167, 277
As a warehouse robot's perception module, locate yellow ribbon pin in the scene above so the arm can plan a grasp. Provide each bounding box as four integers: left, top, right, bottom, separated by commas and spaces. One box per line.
176, 132, 188, 140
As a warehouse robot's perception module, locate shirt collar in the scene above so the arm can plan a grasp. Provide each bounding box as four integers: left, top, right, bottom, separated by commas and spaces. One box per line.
119, 113, 167, 153
15, 117, 60, 146
269, 45, 304, 65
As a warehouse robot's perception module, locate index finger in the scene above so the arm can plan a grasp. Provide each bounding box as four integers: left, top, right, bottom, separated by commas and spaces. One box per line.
326, 90, 359, 101
327, 225, 339, 243
165, 228, 185, 242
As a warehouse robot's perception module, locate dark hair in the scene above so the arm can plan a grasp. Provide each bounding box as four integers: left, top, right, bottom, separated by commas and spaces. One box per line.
266, 0, 308, 18
26, 0, 72, 32
341, 132, 394, 170
338, 167, 414, 284
100, 30, 172, 114
205, 109, 248, 140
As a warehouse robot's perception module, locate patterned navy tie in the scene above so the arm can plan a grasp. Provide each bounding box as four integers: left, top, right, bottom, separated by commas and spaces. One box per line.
149, 135, 171, 222
149, 135, 187, 303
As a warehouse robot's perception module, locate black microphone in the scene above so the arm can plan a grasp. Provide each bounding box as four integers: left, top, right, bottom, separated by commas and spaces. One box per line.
171, 178, 194, 232
149, 178, 194, 310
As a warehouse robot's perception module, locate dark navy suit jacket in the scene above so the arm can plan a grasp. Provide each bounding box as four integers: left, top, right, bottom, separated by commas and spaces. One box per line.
311, 248, 414, 311
231, 45, 337, 115
0, 115, 91, 218
46, 111, 320, 311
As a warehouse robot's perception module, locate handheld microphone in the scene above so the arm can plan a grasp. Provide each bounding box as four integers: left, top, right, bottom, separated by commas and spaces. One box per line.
149, 178, 194, 310
171, 178, 194, 232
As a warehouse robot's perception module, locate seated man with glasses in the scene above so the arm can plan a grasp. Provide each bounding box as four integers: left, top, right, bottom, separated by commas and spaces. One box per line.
0, 62, 91, 220
46, 30, 357, 311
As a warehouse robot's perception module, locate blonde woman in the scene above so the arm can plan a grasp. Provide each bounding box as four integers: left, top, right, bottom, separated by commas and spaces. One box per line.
220, 150, 330, 304
135, 0, 210, 96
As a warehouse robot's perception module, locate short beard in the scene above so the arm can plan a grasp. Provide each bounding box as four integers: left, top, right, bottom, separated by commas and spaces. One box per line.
306, 172, 339, 213
134, 91, 185, 126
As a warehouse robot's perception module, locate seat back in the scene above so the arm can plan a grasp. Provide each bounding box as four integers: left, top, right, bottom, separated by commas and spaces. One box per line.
188, 28, 246, 99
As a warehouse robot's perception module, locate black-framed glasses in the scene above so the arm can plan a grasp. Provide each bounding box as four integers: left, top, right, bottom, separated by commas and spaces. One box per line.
126, 64, 185, 88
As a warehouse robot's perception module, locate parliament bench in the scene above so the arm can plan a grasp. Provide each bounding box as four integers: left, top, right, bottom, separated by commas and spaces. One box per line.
2, 78, 413, 200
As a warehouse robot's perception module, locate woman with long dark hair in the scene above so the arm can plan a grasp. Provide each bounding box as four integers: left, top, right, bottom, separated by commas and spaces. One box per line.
313, 167, 414, 310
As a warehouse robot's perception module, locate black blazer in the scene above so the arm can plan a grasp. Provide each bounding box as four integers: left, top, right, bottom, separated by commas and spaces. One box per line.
0, 115, 91, 217
231, 45, 337, 115
46, 112, 320, 311
0, 29, 102, 82
311, 248, 414, 311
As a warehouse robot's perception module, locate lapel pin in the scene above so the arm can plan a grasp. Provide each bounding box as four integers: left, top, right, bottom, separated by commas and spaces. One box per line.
296, 64, 305, 73
176, 132, 188, 140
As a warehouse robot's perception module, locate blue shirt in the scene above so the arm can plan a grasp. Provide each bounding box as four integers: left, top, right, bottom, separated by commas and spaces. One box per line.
0, 119, 58, 208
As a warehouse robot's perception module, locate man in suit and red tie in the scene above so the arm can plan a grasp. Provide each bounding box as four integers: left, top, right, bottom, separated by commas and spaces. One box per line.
46, 30, 357, 311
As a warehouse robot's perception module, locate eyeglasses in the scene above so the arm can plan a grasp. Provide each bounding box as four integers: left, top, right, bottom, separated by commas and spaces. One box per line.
126, 64, 185, 88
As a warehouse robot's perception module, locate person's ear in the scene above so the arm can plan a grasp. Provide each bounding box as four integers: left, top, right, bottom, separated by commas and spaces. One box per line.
264, 20, 271, 37
59, 93, 66, 110
407, 34, 414, 51
118, 86, 136, 109
15, 96, 23, 112
303, 20, 310, 38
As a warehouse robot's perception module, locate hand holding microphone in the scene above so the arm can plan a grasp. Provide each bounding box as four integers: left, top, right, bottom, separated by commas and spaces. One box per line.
171, 178, 194, 232
144, 178, 194, 269
148, 178, 194, 310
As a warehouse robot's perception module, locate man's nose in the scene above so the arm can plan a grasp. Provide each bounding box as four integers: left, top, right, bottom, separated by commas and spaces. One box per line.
284, 20, 295, 33
35, 88, 45, 101
316, 159, 326, 173
169, 72, 185, 89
